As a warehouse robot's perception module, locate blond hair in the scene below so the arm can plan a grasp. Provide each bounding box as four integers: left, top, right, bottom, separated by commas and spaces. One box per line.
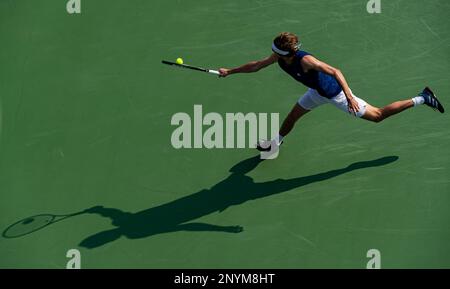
273, 32, 299, 54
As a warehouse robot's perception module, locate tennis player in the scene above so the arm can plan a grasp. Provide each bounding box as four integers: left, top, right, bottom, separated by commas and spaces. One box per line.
218, 32, 445, 151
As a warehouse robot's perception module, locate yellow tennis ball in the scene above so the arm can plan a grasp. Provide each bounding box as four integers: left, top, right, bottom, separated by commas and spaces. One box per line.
176, 58, 183, 65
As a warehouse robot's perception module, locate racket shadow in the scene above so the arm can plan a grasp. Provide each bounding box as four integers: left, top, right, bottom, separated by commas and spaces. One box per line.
78, 155, 399, 249
2, 211, 86, 239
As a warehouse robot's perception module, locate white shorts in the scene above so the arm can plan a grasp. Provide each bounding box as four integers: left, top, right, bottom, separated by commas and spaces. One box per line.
298, 89, 368, 118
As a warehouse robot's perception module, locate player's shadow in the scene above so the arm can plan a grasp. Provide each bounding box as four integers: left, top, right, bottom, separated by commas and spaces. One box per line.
79, 155, 399, 249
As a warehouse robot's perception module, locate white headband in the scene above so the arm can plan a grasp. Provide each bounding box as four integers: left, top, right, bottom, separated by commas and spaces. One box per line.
272, 43, 290, 56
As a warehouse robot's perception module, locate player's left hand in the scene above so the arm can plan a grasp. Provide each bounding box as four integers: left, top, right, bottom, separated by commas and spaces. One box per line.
347, 97, 360, 115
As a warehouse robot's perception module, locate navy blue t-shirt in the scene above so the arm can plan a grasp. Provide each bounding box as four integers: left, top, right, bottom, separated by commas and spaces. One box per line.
278, 50, 342, 98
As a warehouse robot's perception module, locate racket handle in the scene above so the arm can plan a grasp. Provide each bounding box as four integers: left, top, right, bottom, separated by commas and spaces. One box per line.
208, 69, 220, 75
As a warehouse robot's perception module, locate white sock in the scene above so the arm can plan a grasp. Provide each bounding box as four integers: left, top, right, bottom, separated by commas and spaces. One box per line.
276, 134, 284, 145
412, 96, 425, 107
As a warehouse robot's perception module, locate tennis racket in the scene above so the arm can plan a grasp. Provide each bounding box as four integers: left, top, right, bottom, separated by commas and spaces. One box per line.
162, 60, 220, 76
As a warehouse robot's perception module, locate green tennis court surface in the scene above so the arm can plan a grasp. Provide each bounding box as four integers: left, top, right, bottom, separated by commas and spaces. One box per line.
1, 0, 449, 268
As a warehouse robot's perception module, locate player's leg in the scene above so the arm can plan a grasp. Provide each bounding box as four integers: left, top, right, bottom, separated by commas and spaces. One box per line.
257, 103, 310, 151
362, 100, 414, 123
329, 87, 444, 123
257, 89, 325, 151
278, 88, 327, 142
279, 102, 310, 137
362, 87, 444, 122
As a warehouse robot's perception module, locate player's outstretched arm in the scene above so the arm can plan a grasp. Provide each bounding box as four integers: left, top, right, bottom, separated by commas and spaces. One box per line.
219, 53, 278, 77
